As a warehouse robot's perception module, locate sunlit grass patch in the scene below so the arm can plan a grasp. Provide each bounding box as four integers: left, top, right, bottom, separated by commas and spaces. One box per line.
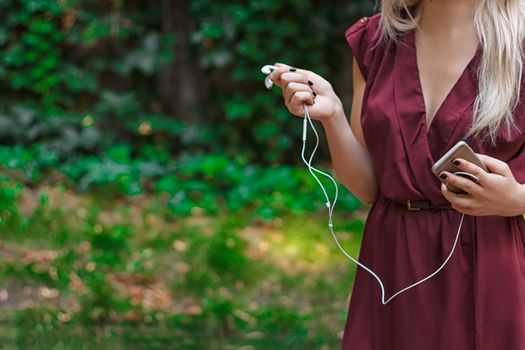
0, 175, 367, 348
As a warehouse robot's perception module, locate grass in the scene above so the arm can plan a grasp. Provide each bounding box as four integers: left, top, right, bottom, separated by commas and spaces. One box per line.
0, 175, 367, 349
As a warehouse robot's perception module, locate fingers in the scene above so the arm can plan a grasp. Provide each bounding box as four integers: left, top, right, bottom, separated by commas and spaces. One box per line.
268, 63, 313, 88
267, 64, 315, 117
283, 81, 314, 105
267, 63, 293, 88
281, 72, 311, 91
439, 170, 482, 195
441, 183, 474, 211
451, 157, 489, 183
274, 62, 311, 76
475, 153, 512, 176
286, 91, 315, 116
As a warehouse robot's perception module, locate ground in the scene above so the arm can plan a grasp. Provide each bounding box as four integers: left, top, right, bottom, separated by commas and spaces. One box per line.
0, 180, 367, 349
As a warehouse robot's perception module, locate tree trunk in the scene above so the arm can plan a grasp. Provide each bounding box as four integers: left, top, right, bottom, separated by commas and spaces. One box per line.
158, 0, 201, 122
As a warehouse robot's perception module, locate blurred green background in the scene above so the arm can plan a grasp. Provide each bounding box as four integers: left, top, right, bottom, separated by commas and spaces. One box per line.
0, 0, 375, 348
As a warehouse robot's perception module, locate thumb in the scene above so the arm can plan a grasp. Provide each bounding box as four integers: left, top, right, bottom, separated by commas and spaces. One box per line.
476, 153, 511, 176
268, 62, 293, 88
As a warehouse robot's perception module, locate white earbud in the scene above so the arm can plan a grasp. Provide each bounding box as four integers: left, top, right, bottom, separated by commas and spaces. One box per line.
261, 65, 277, 75
264, 76, 273, 89
261, 65, 278, 90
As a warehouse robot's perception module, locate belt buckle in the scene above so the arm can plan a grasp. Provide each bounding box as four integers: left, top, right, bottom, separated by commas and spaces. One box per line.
407, 200, 421, 211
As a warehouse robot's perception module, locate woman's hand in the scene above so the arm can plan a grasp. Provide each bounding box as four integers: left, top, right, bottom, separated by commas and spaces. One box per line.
268, 63, 344, 124
440, 153, 525, 216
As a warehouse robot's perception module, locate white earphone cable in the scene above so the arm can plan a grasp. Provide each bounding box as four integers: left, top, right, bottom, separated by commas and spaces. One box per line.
301, 104, 465, 305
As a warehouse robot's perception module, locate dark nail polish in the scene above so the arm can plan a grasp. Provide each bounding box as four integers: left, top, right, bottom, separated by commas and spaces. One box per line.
312, 92, 317, 97
439, 173, 448, 180
453, 160, 460, 166
308, 80, 313, 86
289, 67, 297, 72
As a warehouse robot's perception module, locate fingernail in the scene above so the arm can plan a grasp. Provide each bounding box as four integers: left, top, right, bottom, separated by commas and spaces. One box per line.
439, 172, 448, 180
289, 67, 297, 72
453, 159, 460, 166
308, 80, 313, 86
312, 92, 317, 97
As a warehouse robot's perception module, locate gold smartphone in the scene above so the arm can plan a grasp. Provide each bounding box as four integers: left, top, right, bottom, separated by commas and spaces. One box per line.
431, 140, 488, 194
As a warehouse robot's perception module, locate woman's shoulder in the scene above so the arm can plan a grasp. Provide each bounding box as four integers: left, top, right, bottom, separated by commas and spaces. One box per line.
344, 13, 383, 80
344, 12, 382, 40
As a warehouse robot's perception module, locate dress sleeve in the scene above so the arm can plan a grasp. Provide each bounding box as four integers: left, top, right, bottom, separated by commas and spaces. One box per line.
345, 15, 378, 81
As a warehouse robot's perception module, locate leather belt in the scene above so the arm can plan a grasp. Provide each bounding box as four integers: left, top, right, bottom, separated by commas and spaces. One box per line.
406, 200, 453, 211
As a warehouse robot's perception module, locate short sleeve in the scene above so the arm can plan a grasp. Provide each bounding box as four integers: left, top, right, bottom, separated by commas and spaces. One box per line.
345, 14, 380, 81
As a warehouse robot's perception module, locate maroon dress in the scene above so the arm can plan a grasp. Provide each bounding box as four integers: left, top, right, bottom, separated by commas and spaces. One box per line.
342, 13, 525, 350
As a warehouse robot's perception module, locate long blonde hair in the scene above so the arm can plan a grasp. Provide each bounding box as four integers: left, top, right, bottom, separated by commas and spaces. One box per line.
381, 0, 525, 145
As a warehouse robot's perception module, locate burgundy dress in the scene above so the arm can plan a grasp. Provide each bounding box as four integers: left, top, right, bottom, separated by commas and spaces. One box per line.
342, 13, 525, 350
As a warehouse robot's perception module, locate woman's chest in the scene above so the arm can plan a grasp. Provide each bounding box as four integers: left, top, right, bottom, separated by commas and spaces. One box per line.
361, 41, 479, 164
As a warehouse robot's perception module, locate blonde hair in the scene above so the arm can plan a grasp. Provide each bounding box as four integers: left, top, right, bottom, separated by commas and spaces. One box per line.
381, 0, 525, 145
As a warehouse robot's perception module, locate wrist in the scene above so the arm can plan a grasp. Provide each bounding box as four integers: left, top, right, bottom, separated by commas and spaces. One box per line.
321, 101, 345, 129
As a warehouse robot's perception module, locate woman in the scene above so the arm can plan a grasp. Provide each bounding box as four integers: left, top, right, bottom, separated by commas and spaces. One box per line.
268, 0, 525, 349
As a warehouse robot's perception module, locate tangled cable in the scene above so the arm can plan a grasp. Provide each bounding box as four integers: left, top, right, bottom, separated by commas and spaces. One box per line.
300, 104, 465, 305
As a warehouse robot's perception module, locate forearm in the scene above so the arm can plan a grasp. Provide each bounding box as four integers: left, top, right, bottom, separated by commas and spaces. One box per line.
321, 106, 378, 205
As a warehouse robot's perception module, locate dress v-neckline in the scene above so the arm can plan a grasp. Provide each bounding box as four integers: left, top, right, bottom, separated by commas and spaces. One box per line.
409, 29, 482, 134
392, 28, 482, 201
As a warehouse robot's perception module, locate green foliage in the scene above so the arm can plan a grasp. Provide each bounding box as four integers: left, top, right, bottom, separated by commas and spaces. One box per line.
0, 1, 374, 347
0, 146, 364, 219
0, 0, 372, 217
0, 0, 374, 164
0, 0, 177, 142
0, 177, 362, 348
189, 0, 375, 163
1, 0, 64, 107
0, 174, 22, 229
